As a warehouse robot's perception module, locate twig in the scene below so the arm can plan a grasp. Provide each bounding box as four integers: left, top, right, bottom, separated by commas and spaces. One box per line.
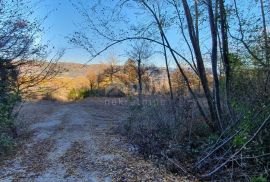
161, 152, 189, 175
201, 114, 270, 178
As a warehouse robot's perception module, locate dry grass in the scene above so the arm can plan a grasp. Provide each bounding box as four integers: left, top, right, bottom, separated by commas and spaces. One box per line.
35, 76, 90, 101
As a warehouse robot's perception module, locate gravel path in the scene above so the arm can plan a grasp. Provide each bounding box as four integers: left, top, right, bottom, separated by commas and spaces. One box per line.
0, 98, 186, 182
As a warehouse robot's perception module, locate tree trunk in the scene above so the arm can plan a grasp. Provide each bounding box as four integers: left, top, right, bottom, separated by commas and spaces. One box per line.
260, 0, 269, 64
182, 0, 219, 131
110, 70, 113, 84
161, 34, 173, 101
195, 0, 199, 41
219, 0, 233, 119
141, 0, 216, 131
161, 33, 178, 121
161, 32, 215, 130
90, 83, 93, 91
137, 59, 143, 107
260, 0, 270, 93
207, 0, 222, 130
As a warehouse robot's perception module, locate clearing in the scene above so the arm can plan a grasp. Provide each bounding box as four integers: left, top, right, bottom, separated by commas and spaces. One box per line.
0, 98, 186, 182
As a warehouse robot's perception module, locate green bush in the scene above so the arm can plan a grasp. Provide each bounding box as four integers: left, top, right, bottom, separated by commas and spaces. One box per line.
67, 88, 90, 101
67, 88, 106, 101
0, 93, 19, 156
0, 133, 14, 156
233, 134, 247, 148
251, 175, 268, 182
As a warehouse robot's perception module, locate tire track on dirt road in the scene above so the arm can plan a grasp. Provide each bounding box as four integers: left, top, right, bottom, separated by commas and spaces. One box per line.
0, 98, 186, 182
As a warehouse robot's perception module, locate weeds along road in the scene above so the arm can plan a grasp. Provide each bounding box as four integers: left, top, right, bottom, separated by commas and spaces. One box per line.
0, 98, 186, 182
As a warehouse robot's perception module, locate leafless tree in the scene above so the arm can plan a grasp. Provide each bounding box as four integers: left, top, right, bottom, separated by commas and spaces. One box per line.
0, 0, 63, 137
102, 56, 121, 85
128, 41, 152, 106
218, 0, 232, 119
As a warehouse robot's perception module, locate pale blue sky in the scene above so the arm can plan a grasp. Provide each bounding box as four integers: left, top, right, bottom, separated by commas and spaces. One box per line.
33, 0, 265, 67
34, 0, 94, 63
33, 0, 179, 66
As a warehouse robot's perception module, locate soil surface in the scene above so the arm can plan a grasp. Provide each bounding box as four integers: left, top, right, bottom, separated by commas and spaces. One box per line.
0, 98, 187, 182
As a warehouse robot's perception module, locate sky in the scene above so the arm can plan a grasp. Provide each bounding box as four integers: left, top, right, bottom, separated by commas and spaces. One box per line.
32, 0, 266, 67
33, 0, 178, 66
34, 0, 94, 64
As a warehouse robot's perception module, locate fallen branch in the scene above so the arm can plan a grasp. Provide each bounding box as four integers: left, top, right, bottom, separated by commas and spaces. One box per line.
201, 114, 270, 178
161, 152, 189, 175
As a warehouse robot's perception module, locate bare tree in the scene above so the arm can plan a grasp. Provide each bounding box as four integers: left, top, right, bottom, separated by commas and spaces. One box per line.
86, 71, 97, 91
0, 0, 63, 138
218, 0, 233, 119
260, 0, 269, 65
102, 56, 121, 85
128, 41, 152, 106
259, 0, 270, 92
161, 35, 174, 101
207, 0, 222, 129
157, 6, 174, 101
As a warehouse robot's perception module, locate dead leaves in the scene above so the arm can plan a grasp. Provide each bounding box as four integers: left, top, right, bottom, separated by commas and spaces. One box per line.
60, 141, 87, 178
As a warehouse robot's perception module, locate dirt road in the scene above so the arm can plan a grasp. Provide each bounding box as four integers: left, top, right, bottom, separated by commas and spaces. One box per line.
0, 98, 185, 182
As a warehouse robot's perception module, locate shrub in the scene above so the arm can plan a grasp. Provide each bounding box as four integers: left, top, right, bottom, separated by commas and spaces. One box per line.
123, 105, 173, 157
121, 98, 205, 162
67, 88, 90, 101
0, 93, 19, 156
67, 88, 107, 101
0, 133, 14, 156
251, 175, 268, 182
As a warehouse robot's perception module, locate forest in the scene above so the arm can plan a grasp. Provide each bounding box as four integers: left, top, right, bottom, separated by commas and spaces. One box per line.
0, 0, 269, 181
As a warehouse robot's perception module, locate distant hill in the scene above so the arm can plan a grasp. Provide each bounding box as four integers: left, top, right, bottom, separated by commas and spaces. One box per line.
56, 62, 107, 78
19, 61, 203, 79
17, 61, 109, 80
